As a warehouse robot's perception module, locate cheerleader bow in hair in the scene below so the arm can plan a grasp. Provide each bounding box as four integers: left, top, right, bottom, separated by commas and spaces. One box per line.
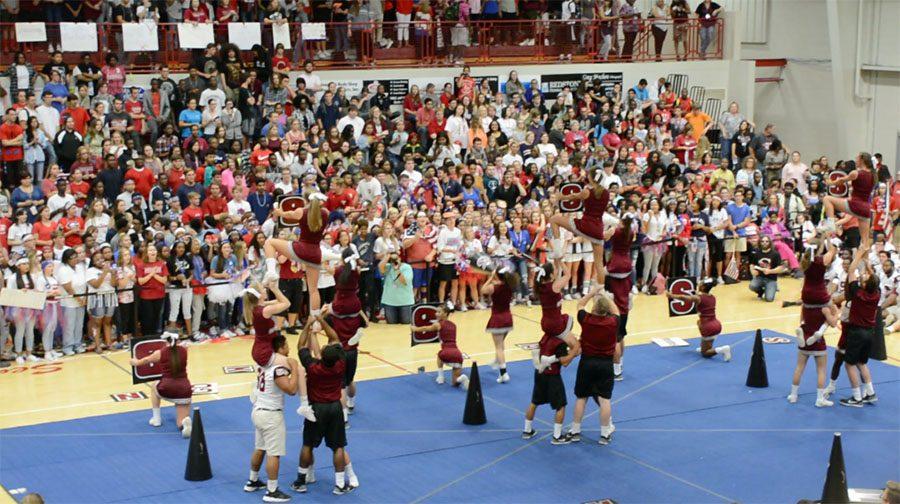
162, 331, 180, 343
308, 192, 328, 202
594, 169, 605, 183
534, 267, 547, 281
476, 255, 494, 270
344, 252, 361, 270
498, 265, 512, 275
241, 287, 261, 299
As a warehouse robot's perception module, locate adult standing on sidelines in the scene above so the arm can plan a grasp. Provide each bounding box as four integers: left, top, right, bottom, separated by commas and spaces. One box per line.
244, 335, 300, 503
839, 247, 881, 407
568, 285, 619, 445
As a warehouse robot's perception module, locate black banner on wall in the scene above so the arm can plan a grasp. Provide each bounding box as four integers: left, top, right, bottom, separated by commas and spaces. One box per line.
362, 79, 410, 105
540, 72, 623, 99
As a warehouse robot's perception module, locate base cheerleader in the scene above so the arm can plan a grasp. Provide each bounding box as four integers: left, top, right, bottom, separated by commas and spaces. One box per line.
329, 249, 365, 418
568, 286, 619, 445
604, 214, 635, 380
822, 152, 877, 249
665, 280, 733, 361
534, 262, 577, 348
480, 267, 519, 383
550, 166, 611, 286
264, 192, 330, 317
789, 239, 840, 407
411, 305, 470, 390
523, 333, 580, 444
129, 332, 194, 438
242, 280, 317, 422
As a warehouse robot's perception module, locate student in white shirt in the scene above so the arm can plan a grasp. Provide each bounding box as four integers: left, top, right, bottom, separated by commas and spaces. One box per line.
436, 212, 463, 309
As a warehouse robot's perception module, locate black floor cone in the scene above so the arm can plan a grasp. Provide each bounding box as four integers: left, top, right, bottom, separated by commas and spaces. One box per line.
821, 433, 850, 503
463, 362, 486, 425
870, 316, 887, 361
745, 329, 769, 388
184, 407, 213, 481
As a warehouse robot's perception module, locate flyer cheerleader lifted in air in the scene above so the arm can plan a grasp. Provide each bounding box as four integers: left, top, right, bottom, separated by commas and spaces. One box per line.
550, 166, 612, 288
263, 192, 331, 318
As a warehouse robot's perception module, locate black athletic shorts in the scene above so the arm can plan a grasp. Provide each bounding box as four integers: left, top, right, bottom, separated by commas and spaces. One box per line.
531, 372, 567, 410
616, 313, 628, 341
343, 349, 358, 386
436, 263, 458, 282
302, 401, 346, 450
279, 278, 304, 315
708, 235, 725, 263
842, 228, 861, 251
843, 324, 872, 365
574, 355, 614, 400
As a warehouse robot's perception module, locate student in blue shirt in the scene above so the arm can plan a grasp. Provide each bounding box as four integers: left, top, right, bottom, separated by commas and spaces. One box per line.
508, 216, 532, 303
42, 71, 69, 113
178, 98, 203, 138
724, 190, 752, 273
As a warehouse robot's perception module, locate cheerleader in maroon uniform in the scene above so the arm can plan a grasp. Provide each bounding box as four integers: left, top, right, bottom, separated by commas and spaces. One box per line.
480, 267, 519, 384
568, 286, 619, 445
523, 334, 580, 445
604, 215, 635, 380
789, 239, 840, 407
130, 333, 194, 438
822, 152, 878, 248
264, 192, 331, 317
534, 262, 577, 348
550, 166, 611, 286
665, 280, 733, 361
411, 305, 470, 390
242, 280, 317, 421
327, 249, 366, 417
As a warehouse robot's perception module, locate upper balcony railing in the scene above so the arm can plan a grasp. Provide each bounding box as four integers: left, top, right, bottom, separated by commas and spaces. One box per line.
0, 18, 723, 72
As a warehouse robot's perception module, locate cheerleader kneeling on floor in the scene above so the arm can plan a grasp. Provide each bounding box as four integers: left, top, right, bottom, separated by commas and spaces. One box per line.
665, 280, 732, 361
130, 332, 194, 438
411, 305, 470, 390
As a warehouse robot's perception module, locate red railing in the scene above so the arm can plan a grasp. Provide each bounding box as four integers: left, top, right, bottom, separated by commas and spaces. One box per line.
0, 18, 723, 72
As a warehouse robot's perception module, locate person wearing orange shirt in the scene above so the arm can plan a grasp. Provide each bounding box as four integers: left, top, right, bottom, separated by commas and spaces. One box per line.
685, 104, 711, 141
61, 95, 91, 136
182, 192, 205, 225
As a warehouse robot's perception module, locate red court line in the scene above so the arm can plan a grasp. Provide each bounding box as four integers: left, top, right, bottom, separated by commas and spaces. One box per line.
359, 351, 416, 374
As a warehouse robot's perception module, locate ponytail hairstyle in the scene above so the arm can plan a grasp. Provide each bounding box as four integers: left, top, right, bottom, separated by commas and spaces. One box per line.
588, 166, 605, 198
167, 336, 183, 374
858, 151, 875, 173
307, 195, 324, 233
535, 262, 554, 284
591, 292, 616, 316
337, 247, 358, 286
242, 282, 263, 325
499, 268, 521, 292
698, 278, 715, 294
620, 214, 634, 243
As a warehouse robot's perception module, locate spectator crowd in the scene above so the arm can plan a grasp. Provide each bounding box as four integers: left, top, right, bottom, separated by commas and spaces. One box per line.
0, 9, 896, 367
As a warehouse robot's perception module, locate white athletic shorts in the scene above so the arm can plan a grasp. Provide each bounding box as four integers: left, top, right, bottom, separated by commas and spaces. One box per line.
252, 409, 286, 456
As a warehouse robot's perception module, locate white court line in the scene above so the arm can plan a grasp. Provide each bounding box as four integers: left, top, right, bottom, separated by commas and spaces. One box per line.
1, 428, 525, 438
607, 447, 736, 503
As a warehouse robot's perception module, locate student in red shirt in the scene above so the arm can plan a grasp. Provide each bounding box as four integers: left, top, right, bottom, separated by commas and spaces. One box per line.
1, 108, 25, 187
201, 183, 229, 222
168, 158, 187, 191
326, 178, 359, 212
62, 95, 91, 135
125, 159, 157, 199
182, 192, 205, 225
32, 206, 59, 248
59, 204, 85, 247
68, 169, 91, 209
137, 243, 169, 336
0, 209, 11, 251
124, 87, 146, 139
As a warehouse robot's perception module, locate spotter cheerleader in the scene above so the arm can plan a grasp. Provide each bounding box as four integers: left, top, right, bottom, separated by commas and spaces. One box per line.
411, 305, 470, 390
535, 262, 577, 347
604, 215, 635, 380
665, 280, 732, 361
480, 267, 519, 383
569, 286, 619, 445
130, 332, 194, 438
523, 333, 581, 445
822, 153, 878, 249
242, 280, 317, 422
264, 192, 330, 317
551, 166, 611, 286
788, 239, 840, 407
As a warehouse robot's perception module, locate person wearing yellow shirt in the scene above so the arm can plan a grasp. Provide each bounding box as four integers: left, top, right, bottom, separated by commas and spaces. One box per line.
709, 160, 735, 192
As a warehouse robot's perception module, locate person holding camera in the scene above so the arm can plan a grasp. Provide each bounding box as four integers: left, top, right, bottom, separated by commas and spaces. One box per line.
379, 251, 414, 324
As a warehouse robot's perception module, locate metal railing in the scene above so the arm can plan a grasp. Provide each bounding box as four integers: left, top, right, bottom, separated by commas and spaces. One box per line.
0, 18, 723, 72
